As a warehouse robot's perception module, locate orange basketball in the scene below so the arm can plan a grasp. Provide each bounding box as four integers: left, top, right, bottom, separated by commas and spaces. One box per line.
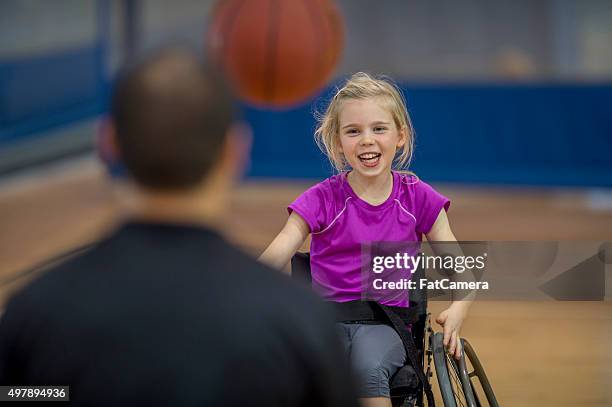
207, 0, 344, 108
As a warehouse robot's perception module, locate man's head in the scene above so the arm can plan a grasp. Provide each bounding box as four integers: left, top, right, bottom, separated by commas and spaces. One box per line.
110, 48, 243, 190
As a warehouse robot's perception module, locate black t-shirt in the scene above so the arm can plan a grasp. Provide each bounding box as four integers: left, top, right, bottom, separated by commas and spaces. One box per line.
0, 222, 358, 406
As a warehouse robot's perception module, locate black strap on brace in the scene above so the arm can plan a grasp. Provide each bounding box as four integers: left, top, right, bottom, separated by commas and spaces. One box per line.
333, 301, 435, 407
375, 303, 435, 407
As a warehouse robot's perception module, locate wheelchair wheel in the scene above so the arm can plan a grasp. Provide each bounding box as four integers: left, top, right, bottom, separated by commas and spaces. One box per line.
461, 339, 499, 407
431, 333, 477, 407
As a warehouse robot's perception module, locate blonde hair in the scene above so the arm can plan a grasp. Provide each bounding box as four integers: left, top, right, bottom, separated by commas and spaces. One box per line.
315, 72, 415, 172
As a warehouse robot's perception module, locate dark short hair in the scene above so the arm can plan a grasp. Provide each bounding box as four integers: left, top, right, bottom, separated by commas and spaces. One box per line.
111, 48, 235, 189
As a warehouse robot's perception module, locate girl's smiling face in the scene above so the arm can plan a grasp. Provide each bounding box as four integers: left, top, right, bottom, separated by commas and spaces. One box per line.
338, 97, 406, 178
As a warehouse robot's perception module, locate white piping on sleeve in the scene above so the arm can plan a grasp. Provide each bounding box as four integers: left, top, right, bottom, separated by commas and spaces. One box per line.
312, 197, 352, 235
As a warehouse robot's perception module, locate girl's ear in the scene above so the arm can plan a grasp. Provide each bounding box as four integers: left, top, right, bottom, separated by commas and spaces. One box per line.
335, 136, 347, 168
396, 125, 408, 148
335, 132, 343, 153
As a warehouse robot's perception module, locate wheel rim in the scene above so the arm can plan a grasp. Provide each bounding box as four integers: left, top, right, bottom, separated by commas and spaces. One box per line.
462, 339, 500, 407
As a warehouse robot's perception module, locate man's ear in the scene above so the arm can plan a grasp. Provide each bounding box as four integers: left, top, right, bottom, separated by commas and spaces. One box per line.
96, 117, 121, 164
96, 117, 129, 179
219, 121, 253, 179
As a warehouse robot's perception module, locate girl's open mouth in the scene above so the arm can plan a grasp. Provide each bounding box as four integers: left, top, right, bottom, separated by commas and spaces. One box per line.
358, 152, 381, 168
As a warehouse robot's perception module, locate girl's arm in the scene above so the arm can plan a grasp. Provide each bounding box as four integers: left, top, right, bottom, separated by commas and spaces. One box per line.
426, 209, 472, 359
259, 212, 310, 273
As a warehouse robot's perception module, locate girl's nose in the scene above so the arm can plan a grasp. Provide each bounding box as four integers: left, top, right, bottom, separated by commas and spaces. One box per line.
359, 131, 375, 145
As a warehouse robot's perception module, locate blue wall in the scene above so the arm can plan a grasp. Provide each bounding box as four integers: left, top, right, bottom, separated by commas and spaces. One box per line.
1, 46, 611, 187
244, 83, 612, 187
0, 46, 108, 145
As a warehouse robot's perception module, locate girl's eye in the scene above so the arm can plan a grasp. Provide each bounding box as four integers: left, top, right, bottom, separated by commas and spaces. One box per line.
346, 129, 359, 136
374, 126, 387, 133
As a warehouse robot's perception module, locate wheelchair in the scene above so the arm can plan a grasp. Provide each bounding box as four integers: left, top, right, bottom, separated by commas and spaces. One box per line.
291, 252, 499, 407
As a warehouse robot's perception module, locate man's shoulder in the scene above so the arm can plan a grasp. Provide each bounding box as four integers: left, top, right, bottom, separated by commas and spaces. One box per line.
221, 245, 329, 310
5, 241, 108, 307
7, 227, 326, 320
206, 245, 334, 326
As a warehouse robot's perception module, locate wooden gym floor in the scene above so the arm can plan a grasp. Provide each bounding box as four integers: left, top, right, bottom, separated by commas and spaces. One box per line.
0, 156, 610, 406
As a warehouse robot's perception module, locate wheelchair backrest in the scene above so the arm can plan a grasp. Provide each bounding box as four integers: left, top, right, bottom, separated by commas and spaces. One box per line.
290, 252, 428, 317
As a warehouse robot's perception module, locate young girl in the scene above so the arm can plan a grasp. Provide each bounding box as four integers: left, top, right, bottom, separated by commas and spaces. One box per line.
260, 73, 470, 407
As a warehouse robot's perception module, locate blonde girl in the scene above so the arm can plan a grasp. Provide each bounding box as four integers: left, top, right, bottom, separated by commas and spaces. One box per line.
260, 73, 470, 407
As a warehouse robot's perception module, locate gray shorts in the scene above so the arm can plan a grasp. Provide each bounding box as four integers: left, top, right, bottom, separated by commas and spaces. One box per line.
336, 323, 407, 399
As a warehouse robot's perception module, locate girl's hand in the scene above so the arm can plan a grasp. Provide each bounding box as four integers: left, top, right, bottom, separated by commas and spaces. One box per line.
435, 302, 469, 360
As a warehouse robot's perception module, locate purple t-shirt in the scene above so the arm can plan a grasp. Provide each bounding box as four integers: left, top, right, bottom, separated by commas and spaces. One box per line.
288, 171, 450, 307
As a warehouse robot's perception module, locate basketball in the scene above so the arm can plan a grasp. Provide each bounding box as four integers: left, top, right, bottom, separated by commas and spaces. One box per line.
207, 0, 344, 108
